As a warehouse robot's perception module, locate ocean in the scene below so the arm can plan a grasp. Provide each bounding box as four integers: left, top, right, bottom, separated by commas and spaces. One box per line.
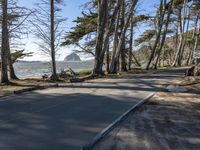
13, 61, 94, 78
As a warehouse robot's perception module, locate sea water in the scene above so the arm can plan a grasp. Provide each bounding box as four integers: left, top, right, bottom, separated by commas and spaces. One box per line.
13, 61, 94, 78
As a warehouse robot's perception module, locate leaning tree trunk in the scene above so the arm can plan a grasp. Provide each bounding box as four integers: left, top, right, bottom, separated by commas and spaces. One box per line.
173, 1, 187, 67
50, 0, 58, 81
98, 0, 121, 74
154, 0, 173, 69
110, 0, 138, 74
146, 0, 166, 70
7, 39, 18, 80
1, 0, 9, 84
180, 4, 191, 65
186, 16, 199, 65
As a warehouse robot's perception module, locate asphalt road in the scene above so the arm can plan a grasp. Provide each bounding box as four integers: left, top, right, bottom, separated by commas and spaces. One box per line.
0, 68, 186, 150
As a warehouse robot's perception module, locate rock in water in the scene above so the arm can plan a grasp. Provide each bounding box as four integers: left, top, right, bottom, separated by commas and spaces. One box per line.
64, 53, 81, 62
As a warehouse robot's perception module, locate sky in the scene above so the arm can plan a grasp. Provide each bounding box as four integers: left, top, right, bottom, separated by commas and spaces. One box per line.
17, 0, 159, 61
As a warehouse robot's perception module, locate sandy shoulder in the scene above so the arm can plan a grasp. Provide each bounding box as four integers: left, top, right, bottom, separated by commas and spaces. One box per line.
93, 92, 200, 150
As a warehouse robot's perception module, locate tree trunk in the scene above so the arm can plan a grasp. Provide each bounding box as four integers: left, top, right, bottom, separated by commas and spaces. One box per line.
93, 0, 108, 75
96, 0, 121, 75
194, 22, 200, 65
173, 1, 187, 67
7, 40, 18, 80
154, 0, 173, 69
128, 16, 134, 70
146, 0, 166, 70
110, 0, 138, 74
186, 44, 193, 65
186, 16, 199, 65
50, 0, 58, 81
191, 15, 200, 64
109, 6, 121, 74
180, 4, 191, 65
1, 0, 9, 84
106, 42, 110, 73
120, 0, 127, 72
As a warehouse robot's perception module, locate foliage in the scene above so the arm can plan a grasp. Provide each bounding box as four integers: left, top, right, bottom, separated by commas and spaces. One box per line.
135, 29, 156, 46
11, 50, 33, 64
62, 12, 97, 46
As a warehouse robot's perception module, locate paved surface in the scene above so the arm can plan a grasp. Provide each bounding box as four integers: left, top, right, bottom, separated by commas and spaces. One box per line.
0, 68, 186, 150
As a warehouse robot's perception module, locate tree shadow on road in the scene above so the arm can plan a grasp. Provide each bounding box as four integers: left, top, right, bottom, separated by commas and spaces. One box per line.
0, 91, 145, 150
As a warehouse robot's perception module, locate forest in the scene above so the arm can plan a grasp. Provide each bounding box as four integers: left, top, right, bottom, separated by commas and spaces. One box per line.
0, 0, 200, 84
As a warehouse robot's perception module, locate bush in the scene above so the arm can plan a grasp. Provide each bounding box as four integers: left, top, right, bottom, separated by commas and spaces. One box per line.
77, 69, 93, 76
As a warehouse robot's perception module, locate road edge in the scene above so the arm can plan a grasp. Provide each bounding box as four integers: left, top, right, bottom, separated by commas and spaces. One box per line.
81, 93, 155, 150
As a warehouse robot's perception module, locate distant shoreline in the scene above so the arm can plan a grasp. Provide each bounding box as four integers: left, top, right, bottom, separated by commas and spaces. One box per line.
17, 60, 94, 63
13, 61, 94, 78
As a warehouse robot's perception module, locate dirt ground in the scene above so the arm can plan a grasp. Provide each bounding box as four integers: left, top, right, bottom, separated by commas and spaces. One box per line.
93, 92, 200, 150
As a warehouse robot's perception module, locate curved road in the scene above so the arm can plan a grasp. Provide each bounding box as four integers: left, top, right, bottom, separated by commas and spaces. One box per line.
0, 68, 186, 150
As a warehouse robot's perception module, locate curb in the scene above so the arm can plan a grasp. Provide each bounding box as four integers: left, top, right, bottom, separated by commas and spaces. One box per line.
81, 93, 155, 150
13, 84, 59, 95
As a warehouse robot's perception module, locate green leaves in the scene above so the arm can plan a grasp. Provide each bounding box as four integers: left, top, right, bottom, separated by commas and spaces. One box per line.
61, 12, 97, 46
135, 29, 156, 46
11, 50, 33, 64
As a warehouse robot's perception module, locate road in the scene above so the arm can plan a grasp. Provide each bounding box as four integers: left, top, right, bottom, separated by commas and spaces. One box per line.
0, 68, 186, 150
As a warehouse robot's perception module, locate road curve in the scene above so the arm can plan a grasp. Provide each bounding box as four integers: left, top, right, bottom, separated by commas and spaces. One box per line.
0, 68, 186, 150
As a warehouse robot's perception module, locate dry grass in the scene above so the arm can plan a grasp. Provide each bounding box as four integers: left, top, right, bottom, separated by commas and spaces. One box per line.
180, 76, 200, 89
0, 78, 66, 97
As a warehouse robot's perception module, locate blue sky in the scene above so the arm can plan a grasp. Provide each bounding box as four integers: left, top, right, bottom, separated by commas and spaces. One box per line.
17, 0, 159, 61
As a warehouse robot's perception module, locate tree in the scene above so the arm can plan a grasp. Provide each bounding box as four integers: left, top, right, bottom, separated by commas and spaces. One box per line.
153, 0, 174, 69
93, 0, 108, 75
8, 1, 32, 80
1, 0, 9, 84
146, 0, 168, 70
11, 50, 32, 64
109, 0, 139, 74
61, 11, 97, 56
0, 0, 32, 80
31, 0, 65, 81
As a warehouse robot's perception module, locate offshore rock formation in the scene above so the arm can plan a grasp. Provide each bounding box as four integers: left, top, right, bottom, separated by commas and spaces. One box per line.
64, 53, 81, 62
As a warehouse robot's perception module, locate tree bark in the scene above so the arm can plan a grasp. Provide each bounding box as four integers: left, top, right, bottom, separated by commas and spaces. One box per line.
128, 15, 134, 70
93, 0, 108, 75
109, 6, 121, 74
146, 0, 166, 70
7, 39, 18, 80
173, 0, 187, 66
154, 0, 173, 69
106, 42, 110, 73
194, 22, 200, 64
120, 0, 127, 72
1, 0, 9, 84
97, 0, 121, 75
50, 0, 58, 81
180, 3, 191, 65
109, 0, 138, 74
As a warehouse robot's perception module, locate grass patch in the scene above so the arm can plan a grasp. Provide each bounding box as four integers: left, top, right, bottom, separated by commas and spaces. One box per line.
0, 78, 62, 96
76, 69, 92, 77
0, 85, 19, 91
181, 76, 200, 89
128, 67, 153, 74
194, 83, 200, 88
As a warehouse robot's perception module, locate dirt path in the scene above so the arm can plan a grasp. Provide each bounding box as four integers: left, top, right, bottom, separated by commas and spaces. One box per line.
93, 92, 200, 150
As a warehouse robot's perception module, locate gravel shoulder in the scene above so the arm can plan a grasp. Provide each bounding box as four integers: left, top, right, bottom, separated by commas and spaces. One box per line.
93, 91, 200, 150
